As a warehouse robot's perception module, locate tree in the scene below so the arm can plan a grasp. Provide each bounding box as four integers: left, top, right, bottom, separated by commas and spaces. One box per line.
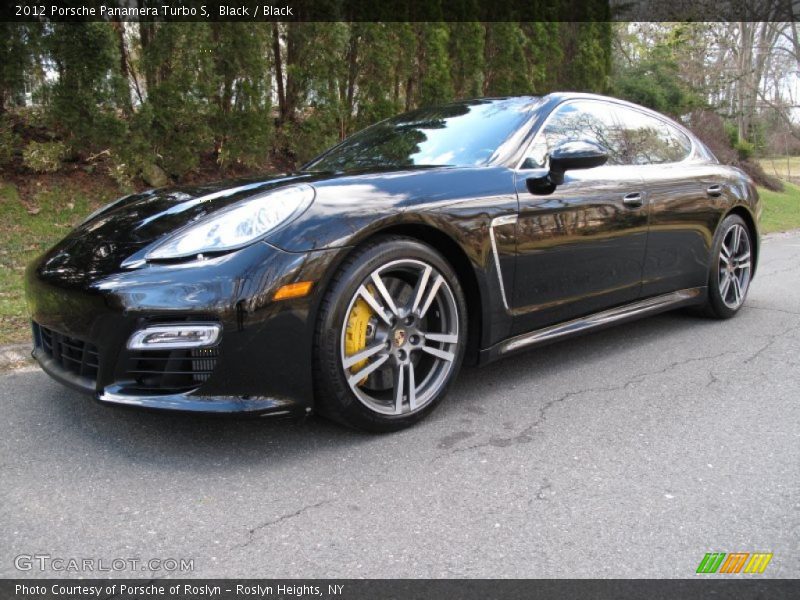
208, 23, 273, 168
45, 23, 127, 153
353, 23, 405, 128
558, 22, 612, 93
0, 23, 40, 114
483, 22, 530, 96
133, 23, 215, 175
449, 21, 485, 98
417, 23, 454, 106
612, 24, 699, 116
4, 13, 618, 181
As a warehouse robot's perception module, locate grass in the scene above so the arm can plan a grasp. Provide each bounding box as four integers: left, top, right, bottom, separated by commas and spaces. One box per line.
758, 156, 800, 181
0, 180, 112, 344
0, 176, 799, 347
759, 181, 800, 234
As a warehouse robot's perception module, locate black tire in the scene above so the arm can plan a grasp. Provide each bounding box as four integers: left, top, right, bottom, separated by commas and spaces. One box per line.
702, 214, 753, 319
313, 236, 467, 432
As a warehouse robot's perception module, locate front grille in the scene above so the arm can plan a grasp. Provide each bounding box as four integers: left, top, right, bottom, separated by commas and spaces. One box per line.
33, 322, 99, 381
124, 347, 219, 393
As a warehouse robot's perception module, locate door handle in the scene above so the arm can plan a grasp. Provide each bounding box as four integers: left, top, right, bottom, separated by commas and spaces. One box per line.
623, 192, 644, 208
706, 184, 723, 197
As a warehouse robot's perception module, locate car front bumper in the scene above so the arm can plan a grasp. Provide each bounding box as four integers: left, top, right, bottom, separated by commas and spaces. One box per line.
25, 241, 342, 415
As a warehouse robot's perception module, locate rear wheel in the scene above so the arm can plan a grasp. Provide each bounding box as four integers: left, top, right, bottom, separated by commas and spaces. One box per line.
702, 214, 753, 318
314, 237, 466, 432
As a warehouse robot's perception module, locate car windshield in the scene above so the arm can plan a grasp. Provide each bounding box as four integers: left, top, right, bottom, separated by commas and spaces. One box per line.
304, 98, 539, 171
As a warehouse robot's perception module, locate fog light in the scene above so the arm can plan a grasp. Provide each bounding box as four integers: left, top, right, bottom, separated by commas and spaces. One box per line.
127, 324, 221, 350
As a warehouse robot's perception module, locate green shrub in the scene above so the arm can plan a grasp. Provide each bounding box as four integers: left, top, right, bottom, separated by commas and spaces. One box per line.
132, 86, 212, 177
734, 139, 755, 161
44, 23, 127, 153
0, 120, 18, 168
22, 141, 68, 173
107, 160, 136, 193
281, 115, 342, 167
216, 107, 272, 170
724, 122, 739, 148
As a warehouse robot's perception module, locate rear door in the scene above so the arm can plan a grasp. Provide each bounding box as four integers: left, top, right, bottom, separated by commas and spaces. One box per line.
613, 105, 722, 297
510, 100, 649, 335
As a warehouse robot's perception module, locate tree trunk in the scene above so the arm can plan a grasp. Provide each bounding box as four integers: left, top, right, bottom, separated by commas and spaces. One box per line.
791, 21, 800, 72
110, 20, 133, 113
736, 22, 752, 141
284, 23, 300, 123
137, 0, 156, 93
404, 76, 414, 112
272, 22, 286, 123
345, 28, 359, 126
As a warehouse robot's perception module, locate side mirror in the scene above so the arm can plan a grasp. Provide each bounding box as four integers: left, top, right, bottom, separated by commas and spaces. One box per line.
526, 140, 609, 194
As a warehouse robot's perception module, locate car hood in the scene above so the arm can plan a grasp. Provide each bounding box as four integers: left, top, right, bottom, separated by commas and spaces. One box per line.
37, 166, 508, 284
33, 166, 463, 283
54, 164, 457, 248
75, 173, 315, 244
34, 173, 315, 282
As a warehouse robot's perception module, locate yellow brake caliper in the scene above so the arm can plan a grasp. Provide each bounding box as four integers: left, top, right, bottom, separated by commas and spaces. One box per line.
345, 288, 376, 386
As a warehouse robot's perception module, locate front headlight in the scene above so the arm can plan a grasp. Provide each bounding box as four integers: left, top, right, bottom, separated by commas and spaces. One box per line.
146, 184, 315, 261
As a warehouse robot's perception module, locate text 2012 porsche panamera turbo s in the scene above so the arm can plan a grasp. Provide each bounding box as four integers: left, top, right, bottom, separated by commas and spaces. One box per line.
25, 93, 760, 431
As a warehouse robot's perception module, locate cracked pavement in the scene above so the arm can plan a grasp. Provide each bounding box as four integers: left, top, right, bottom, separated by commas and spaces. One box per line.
1, 231, 799, 578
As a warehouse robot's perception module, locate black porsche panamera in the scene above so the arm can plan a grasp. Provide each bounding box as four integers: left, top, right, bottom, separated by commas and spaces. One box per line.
25, 92, 760, 431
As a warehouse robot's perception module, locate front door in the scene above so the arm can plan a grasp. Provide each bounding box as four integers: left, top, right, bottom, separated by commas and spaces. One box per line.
510, 100, 649, 335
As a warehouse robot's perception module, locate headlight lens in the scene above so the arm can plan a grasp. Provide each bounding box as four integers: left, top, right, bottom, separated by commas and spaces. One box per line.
146, 184, 314, 260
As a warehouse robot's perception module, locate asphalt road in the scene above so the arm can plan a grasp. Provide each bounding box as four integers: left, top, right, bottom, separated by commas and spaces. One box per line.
2, 232, 799, 579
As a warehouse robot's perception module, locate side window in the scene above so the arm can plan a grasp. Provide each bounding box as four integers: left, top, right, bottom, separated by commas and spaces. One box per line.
522, 101, 626, 168
615, 107, 691, 165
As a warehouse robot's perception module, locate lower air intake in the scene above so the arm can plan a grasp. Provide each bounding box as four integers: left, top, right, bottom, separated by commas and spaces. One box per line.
124, 346, 219, 394
33, 322, 99, 382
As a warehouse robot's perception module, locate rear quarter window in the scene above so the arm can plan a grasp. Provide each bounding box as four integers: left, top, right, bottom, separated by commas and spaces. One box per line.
615, 106, 692, 165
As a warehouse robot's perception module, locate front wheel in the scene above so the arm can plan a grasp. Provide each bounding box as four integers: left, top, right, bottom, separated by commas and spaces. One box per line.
313, 237, 467, 432
702, 214, 753, 318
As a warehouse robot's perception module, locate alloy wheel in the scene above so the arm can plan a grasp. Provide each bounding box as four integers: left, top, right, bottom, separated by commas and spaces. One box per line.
718, 223, 751, 309
339, 259, 460, 416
